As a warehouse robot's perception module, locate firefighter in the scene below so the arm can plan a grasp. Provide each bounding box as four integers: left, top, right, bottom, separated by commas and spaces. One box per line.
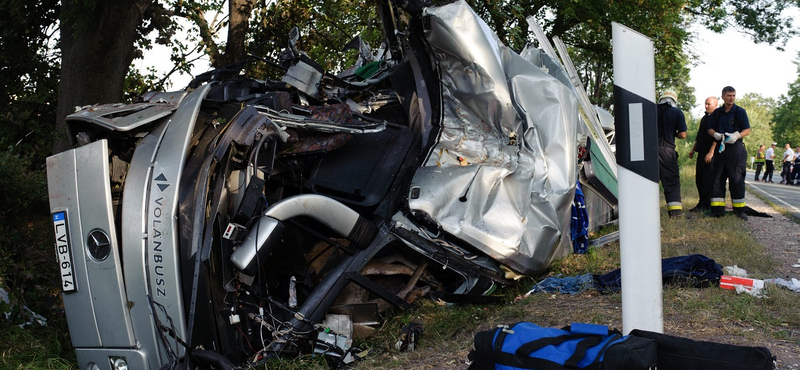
656, 89, 688, 217
688, 96, 718, 212
708, 86, 751, 220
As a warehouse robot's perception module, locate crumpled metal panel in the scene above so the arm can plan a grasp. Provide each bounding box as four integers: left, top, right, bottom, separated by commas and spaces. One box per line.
408, 0, 578, 275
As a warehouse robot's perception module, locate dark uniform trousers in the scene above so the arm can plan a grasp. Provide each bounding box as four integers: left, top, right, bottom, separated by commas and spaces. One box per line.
710, 141, 746, 213
764, 160, 774, 181
754, 161, 764, 181
695, 153, 714, 209
658, 143, 682, 210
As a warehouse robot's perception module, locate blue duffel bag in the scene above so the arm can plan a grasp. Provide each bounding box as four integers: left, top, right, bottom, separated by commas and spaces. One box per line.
467, 322, 656, 370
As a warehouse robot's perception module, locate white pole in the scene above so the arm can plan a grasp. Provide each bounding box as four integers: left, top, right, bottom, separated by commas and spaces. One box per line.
612, 22, 663, 334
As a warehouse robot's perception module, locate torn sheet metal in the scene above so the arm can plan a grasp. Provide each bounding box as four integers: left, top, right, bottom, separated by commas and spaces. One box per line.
66, 92, 186, 132
408, 1, 578, 274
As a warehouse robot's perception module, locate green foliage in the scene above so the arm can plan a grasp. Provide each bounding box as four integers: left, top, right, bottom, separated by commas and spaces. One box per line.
248, 0, 384, 75
0, 149, 53, 313
0, 4, 68, 366
0, 151, 49, 221
772, 53, 800, 146
686, 0, 797, 47
0, 149, 73, 368
124, 66, 164, 101
0, 0, 60, 166
736, 93, 775, 159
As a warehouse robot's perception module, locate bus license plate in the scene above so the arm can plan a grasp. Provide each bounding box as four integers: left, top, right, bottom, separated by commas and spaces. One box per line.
52, 212, 76, 292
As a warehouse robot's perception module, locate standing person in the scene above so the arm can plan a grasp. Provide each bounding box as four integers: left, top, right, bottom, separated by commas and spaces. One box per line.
708, 86, 750, 220
792, 147, 800, 185
656, 89, 688, 217
753, 144, 765, 181
780, 143, 794, 184
763, 143, 776, 182
688, 96, 718, 212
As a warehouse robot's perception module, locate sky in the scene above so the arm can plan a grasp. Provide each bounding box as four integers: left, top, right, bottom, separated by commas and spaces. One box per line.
688, 24, 800, 118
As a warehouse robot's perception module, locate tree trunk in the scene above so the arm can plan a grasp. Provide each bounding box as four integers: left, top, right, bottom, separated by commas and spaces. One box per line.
218, 0, 257, 67
54, 0, 151, 153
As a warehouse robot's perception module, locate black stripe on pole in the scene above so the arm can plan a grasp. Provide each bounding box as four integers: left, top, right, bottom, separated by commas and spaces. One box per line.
613, 85, 659, 183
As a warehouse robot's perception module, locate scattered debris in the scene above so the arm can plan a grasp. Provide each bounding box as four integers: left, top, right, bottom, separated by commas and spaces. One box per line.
724, 265, 749, 277
0, 287, 46, 328
395, 322, 424, 352
720, 275, 765, 292
588, 230, 620, 248
765, 278, 800, 293
525, 274, 596, 296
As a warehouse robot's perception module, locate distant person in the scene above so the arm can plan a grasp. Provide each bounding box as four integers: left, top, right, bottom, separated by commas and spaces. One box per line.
762, 142, 776, 182
754, 144, 765, 181
792, 147, 800, 185
656, 89, 688, 217
688, 96, 718, 212
708, 86, 750, 220
780, 143, 794, 184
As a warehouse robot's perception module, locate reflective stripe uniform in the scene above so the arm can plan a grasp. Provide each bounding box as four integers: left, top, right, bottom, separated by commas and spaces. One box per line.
657, 103, 687, 212
709, 104, 750, 214
754, 149, 765, 181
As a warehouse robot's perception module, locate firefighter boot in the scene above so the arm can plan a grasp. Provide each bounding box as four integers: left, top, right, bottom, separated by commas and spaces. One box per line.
709, 206, 726, 218
734, 208, 749, 221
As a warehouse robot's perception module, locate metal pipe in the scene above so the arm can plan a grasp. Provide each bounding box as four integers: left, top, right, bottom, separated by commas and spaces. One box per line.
265, 194, 376, 248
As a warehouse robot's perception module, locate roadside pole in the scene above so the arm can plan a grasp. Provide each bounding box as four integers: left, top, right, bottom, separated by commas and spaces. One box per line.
611, 22, 663, 334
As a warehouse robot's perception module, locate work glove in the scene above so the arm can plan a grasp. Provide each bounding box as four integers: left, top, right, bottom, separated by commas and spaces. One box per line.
724, 131, 742, 144
713, 132, 724, 141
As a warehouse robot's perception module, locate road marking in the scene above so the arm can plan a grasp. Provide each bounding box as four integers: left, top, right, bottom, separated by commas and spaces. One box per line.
746, 181, 800, 215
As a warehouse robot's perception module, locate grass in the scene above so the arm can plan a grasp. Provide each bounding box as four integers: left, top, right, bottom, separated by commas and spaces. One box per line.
0, 325, 74, 370
4, 152, 799, 369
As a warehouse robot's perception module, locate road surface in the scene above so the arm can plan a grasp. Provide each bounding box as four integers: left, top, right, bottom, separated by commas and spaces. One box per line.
745, 169, 800, 220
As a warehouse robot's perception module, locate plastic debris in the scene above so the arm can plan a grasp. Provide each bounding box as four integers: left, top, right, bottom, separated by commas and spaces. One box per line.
733, 284, 766, 298
0, 288, 47, 328
765, 278, 800, 293
526, 274, 596, 295
723, 265, 748, 277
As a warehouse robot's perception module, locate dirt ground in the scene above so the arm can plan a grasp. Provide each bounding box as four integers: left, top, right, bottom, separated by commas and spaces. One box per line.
359, 189, 800, 370
737, 189, 800, 369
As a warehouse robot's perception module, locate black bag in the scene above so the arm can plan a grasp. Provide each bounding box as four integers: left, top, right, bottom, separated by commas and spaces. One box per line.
467, 322, 657, 370
629, 329, 776, 370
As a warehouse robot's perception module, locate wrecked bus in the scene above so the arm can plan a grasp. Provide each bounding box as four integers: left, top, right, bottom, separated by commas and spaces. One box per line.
46, 0, 617, 369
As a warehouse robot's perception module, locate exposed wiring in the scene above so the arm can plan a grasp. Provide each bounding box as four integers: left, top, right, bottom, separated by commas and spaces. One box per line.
235, 323, 258, 354
418, 227, 478, 260
147, 295, 179, 368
